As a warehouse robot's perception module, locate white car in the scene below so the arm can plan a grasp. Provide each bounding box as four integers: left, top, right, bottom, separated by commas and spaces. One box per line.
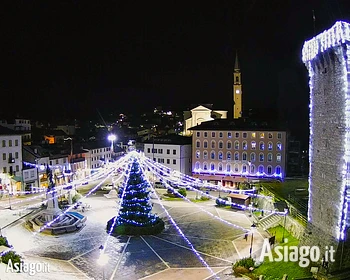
101, 184, 114, 191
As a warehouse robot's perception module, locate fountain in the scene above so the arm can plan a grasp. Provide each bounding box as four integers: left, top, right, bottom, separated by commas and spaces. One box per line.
26, 166, 86, 235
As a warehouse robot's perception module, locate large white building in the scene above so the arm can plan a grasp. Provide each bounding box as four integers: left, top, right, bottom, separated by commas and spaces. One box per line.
0, 126, 23, 192
0, 118, 32, 145
144, 135, 192, 175
81, 142, 113, 171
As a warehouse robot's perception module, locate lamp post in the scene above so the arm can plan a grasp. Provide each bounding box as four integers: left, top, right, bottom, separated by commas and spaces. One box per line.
97, 245, 108, 280
249, 224, 257, 258
108, 134, 116, 153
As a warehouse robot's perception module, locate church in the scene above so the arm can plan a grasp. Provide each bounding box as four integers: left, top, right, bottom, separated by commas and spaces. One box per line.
182, 52, 243, 136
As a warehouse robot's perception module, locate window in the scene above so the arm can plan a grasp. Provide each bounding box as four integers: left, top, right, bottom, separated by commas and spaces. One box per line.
196, 141, 200, 148
234, 141, 239, 150
259, 142, 265, 150
267, 153, 272, 162
3, 167, 6, 173
195, 162, 200, 169
228, 132, 232, 138
167, 159, 170, 164
152, 148, 157, 153
259, 132, 264, 139
234, 152, 239, 160
219, 141, 223, 149
55, 159, 58, 164
235, 132, 239, 138
258, 165, 264, 173
173, 159, 176, 164
227, 141, 232, 149
159, 158, 165, 163
251, 132, 256, 138
268, 133, 273, 139
15, 139, 19, 146
210, 151, 215, 160
250, 152, 255, 162
276, 153, 281, 162
242, 141, 247, 150
218, 163, 223, 171
203, 151, 208, 159
226, 164, 231, 172
16, 165, 19, 172
210, 163, 215, 171
14, 152, 18, 159
24, 172, 29, 180
277, 133, 282, 139
234, 164, 239, 172
268, 142, 273, 151
227, 152, 231, 160
204, 141, 208, 148
158, 149, 163, 154
196, 132, 200, 137
259, 153, 264, 162
147, 148, 150, 153
2, 153, 6, 160
242, 165, 247, 173
30, 170, 34, 177
212, 132, 216, 138
2, 140, 5, 147
218, 151, 223, 160
204, 132, 208, 137
277, 142, 282, 151
219, 132, 223, 138
267, 166, 272, 175
250, 165, 255, 174
9, 140, 12, 147
173, 149, 176, 155
276, 166, 281, 174
167, 149, 170, 154
242, 152, 247, 161
50, 161, 52, 165
196, 151, 200, 159
211, 141, 215, 149
251, 141, 256, 150
243, 132, 247, 138
203, 162, 208, 170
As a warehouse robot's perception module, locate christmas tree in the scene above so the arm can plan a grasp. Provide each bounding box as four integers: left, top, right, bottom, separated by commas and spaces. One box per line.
107, 159, 164, 235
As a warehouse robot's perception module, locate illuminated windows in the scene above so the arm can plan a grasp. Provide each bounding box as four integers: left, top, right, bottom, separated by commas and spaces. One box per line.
251, 141, 256, 150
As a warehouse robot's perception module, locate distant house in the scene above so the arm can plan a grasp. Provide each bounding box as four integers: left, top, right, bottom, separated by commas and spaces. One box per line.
44, 130, 68, 144
81, 141, 112, 171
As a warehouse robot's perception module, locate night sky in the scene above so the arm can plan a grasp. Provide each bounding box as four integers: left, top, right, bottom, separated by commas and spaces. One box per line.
2, 1, 350, 140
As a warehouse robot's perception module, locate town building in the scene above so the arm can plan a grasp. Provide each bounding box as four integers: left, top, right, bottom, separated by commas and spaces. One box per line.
81, 141, 113, 171
143, 135, 192, 175
190, 118, 287, 186
0, 118, 32, 145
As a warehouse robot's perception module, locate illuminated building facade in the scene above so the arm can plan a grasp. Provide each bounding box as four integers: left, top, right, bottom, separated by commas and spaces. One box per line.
190, 119, 287, 186
301, 21, 350, 271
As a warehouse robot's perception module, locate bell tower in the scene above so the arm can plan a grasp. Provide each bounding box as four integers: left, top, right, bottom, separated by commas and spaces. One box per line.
233, 52, 242, 119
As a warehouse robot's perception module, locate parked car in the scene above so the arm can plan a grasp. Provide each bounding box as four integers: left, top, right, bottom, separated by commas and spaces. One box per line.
101, 184, 113, 191
154, 182, 166, 189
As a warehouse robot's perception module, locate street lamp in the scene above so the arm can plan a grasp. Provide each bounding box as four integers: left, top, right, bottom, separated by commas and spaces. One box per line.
249, 224, 257, 258
97, 245, 109, 280
108, 134, 116, 153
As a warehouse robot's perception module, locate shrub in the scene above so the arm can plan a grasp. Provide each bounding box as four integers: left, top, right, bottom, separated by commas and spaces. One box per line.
233, 257, 255, 270
0, 236, 10, 247
200, 196, 210, 201
107, 217, 165, 235
1, 251, 22, 266
177, 188, 187, 197
216, 196, 228, 206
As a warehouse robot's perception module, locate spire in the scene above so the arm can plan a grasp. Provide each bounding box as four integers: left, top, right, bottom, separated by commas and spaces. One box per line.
234, 51, 240, 71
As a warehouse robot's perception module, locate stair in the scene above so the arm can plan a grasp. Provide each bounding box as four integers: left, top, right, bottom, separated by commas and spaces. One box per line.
258, 213, 282, 230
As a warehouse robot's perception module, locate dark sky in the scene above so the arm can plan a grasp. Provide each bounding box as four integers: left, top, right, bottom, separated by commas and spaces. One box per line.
2, 0, 350, 137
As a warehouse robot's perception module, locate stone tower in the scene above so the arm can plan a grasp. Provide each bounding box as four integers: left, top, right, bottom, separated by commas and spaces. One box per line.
302, 21, 350, 271
233, 52, 242, 119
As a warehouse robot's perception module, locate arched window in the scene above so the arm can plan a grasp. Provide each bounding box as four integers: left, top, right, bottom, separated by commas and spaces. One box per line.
195, 162, 200, 169
234, 164, 239, 172
203, 151, 208, 159
258, 165, 264, 173
204, 141, 208, 149
196, 140, 200, 148
259, 141, 265, 150
219, 132, 223, 138
242, 164, 247, 173
226, 163, 231, 172
210, 151, 215, 160
218, 151, 223, 160
218, 163, 223, 171
227, 141, 232, 149
203, 162, 208, 170
277, 142, 282, 151
196, 150, 200, 159
268, 142, 273, 151
276, 153, 281, 162
227, 152, 231, 160
267, 153, 272, 162
234, 152, 239, 160
210, 163, 215, 171
234, 141, 239, 150
242, 152, 247, 161
276, 166, 281, 174
259, 153, 264, 162
251, 141, 256, 150
219, 141, 224, 149
211, 141, 216, 149
250, 152, 255, 162
267, 165, 272, 175
242, 141, 247, 150
250, 164, 255, 174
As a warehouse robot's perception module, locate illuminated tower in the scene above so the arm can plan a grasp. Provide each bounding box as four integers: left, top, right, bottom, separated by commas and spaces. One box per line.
302, 21, 350, 271
233, 52, 242, 119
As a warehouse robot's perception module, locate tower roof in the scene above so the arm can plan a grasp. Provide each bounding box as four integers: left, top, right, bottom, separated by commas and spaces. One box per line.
234, 51, 240, 71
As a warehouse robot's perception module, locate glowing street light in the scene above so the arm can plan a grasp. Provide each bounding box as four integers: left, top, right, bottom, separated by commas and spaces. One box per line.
108, 134, 117, 152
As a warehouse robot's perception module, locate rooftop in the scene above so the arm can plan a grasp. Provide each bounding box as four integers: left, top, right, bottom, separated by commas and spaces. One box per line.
0, 126, 23, 136
144, 135, 191, 145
